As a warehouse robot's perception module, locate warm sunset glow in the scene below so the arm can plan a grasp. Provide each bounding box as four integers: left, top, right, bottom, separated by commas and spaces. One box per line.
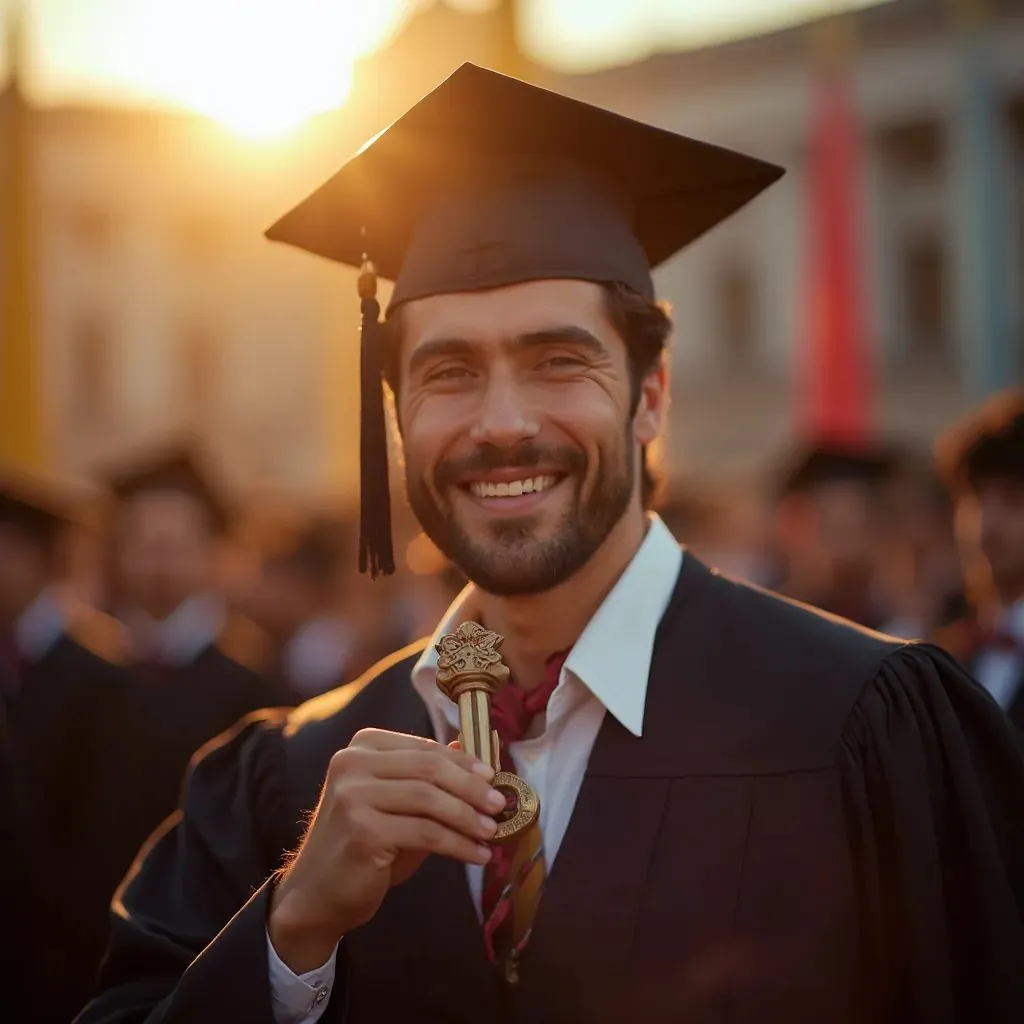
30, 0, 412, 138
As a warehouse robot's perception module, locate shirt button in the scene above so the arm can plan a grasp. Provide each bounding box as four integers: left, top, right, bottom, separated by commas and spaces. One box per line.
310, 984, 329, 1008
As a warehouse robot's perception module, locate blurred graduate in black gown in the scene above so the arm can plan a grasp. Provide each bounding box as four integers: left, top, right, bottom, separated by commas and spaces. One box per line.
933, 390, 1024, 730
771, 443, 896, 629
95, 443, 293, 884
0, 471, 131, 1023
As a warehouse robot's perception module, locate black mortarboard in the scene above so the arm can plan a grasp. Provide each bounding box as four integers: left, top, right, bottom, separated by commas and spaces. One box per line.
779, 443, 896, 499
266, 517, 349, 588
266, 63, 784, 577
101, 443, 232, 535
0, 469, 76, 551
935, 389, 1024, 492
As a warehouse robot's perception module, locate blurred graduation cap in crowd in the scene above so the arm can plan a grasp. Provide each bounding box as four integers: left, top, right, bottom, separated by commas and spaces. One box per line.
98, 442, 233, 536
777, 442, 898, 500
266, 62, 784, 577
0, 467, 84, 552
264, 517, 351, 591
934, 388, 1024, 493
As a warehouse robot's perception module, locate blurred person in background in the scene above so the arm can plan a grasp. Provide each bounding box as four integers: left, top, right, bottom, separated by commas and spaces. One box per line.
0, 473, 130, 1023
933, 390, 1024, 729
770, 443, 895, 629
241, 516, 360, 699
396, 531, 469, 640
874, 449, 965, 640
95, 444, 293, 886
658, 481, 773, 585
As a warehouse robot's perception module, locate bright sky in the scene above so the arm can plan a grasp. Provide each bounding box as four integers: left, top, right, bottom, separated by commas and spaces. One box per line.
6, 0, 887, 137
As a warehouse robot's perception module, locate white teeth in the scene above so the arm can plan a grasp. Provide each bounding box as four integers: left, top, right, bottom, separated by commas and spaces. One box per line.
469, 475, 557, 499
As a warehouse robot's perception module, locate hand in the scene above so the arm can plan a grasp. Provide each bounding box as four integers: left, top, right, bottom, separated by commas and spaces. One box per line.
268, 729, 505, 973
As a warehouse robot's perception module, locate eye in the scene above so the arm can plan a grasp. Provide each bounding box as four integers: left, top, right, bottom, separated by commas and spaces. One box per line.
425, 365, 473, 383
538, 355, 584, 370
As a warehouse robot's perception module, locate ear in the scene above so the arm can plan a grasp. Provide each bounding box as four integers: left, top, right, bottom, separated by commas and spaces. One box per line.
633, 355, 669, 446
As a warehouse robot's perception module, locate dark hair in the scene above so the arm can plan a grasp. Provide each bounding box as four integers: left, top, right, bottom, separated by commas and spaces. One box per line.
381, 281, 673, 509
935, 389, 1024, 495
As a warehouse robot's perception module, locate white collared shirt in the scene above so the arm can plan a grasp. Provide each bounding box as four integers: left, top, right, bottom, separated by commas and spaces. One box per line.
974, 600, 1024, 711
268, 515, 683, 1024
14, 585, 68, 664
122, 594, 225, 667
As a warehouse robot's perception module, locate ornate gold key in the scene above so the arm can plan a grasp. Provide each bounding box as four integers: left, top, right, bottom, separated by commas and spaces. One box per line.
435, 622, 540, 843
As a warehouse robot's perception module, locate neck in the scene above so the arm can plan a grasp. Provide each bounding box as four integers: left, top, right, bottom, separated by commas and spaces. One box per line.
475, 507, 648, 690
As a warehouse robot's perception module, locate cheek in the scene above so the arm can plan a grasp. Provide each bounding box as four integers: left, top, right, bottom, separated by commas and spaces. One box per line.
545, 384, 629, 446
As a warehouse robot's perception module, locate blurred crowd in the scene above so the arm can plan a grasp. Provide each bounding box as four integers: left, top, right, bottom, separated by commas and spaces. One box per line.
3, 387, 1024, 1021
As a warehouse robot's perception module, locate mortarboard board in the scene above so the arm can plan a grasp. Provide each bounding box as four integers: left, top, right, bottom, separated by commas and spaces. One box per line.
0, 468, 79, 550
266, 63, 785, 577
778, 443, 897, 499
934, 389, 1024, 492
100, 443, 232, 536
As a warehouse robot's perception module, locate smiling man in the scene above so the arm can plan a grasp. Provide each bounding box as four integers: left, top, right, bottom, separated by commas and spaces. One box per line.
78, 65, 1024, 1024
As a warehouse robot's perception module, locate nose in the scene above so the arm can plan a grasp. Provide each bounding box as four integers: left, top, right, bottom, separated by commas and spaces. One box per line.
469, 365, 540, 448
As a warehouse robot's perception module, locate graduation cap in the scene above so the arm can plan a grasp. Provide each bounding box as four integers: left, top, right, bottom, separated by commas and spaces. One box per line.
266, 63, 785, 577
0, 468, 78, 551
778, 443, 897, 499
935, 389, 1024, 492
100, 443, 232, 536
265, 517, 350, 589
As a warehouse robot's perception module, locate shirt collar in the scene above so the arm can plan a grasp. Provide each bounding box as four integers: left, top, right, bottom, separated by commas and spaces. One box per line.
15, 585, 68, 663
1003, 600, 1024, 644
123, 594, 225, 666
411, 514, 682, 738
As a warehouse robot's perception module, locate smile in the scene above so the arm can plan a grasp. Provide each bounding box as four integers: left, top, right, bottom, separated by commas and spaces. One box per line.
466, 475, 559, 499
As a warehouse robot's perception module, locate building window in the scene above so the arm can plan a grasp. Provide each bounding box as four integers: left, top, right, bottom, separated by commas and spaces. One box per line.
73, 313, 113, 428
182, 325, 219, 428
1010, 96, 1024, 374
714, 256, 757, 366
899, 231, 949, 359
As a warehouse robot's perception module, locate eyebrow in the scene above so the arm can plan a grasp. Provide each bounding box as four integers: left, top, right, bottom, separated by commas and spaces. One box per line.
407, 325, 608, 378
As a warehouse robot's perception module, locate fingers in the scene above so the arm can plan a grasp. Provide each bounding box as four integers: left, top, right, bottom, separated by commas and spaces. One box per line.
364, 808, 493, 866
371, 749, 501, 810
352, 728, 489, 778
360, 778, 500, 843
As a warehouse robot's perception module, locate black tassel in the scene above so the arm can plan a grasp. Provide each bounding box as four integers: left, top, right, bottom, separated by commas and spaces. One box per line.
357, 258, 395, 578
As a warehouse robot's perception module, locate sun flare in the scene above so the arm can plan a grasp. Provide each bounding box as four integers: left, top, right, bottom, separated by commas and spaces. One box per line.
37, 0, 412, 139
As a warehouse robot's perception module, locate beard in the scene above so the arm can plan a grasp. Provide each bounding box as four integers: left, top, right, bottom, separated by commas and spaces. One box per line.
406, 434, 635, 597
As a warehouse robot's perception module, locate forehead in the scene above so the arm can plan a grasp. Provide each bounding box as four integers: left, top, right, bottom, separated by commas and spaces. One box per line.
399, 278, 611, 349
119, 492, 210, 533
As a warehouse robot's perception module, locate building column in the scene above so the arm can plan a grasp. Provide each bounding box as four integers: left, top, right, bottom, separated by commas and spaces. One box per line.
949, 2, 1015, 397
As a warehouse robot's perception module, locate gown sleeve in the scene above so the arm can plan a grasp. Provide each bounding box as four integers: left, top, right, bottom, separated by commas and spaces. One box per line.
840, 642, 1024, 1023
74, 710, 339, 1024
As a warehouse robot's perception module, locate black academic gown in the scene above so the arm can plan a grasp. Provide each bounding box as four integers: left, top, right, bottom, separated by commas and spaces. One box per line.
932, 617, 1024, 732
77, 556, 1024, 1024
1, 624, 131, 1024
99, 626, 295, 893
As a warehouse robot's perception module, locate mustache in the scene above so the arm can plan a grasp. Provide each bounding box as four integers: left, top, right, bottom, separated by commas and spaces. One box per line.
435, 442, 586, 488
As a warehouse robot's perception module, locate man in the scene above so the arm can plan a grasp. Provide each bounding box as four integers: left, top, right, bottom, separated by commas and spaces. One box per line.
771, 442, 896, 628
0, 472, 130, 1023
97, 443, 293, 879
242, 517, 359, 698
79, 65, 1024, 1024
933, 389, 1024, 728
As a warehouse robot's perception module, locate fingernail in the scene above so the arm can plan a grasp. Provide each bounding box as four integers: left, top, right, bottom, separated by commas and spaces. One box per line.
471, 761, 495, 778
475, 844, 492, 863
486, 788, 506, 812
477, 813, 498, 835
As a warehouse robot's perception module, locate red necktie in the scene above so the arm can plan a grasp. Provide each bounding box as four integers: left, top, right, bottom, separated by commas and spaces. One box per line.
481, 648, 568, 979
